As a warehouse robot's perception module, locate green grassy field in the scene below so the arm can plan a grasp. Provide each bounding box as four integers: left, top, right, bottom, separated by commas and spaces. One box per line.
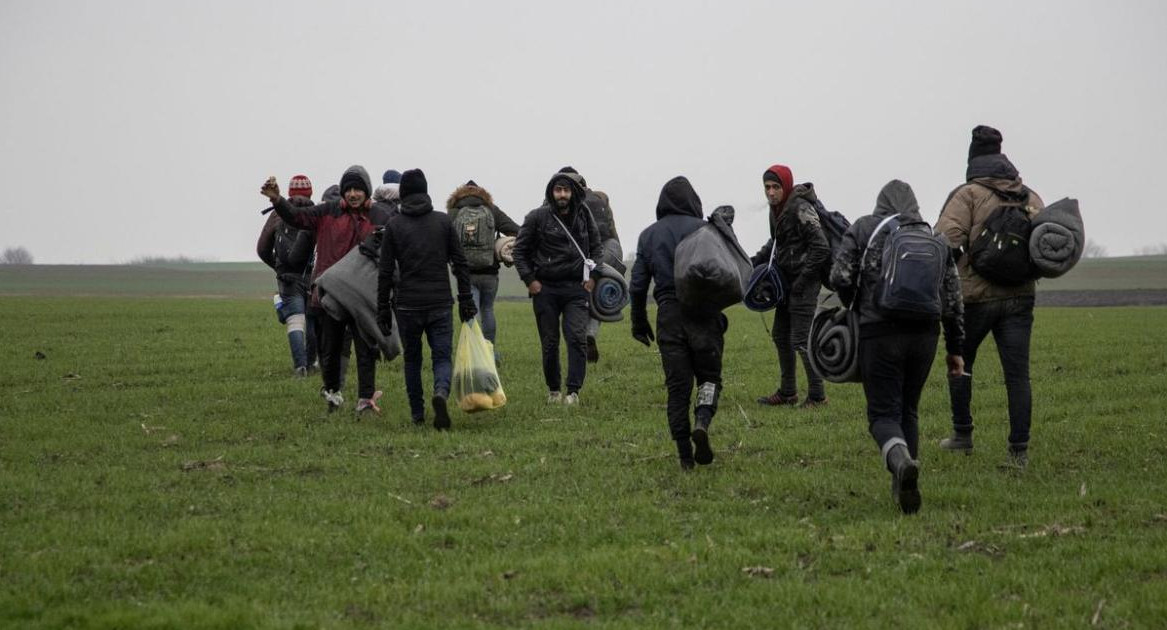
2, 297, 1166, 628
2, 255, 1165, 299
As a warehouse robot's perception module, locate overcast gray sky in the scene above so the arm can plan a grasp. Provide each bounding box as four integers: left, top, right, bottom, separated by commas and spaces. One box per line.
2, 0, 1164, 263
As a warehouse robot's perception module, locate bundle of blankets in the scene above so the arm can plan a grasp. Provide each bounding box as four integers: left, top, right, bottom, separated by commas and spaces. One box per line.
590, 238, 628, 322
807, 302, 861, 384
314, 231, 402, 361
1029, 198, 1084, 278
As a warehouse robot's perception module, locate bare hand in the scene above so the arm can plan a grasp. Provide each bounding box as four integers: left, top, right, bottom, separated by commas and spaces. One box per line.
583, 278, 595, 292
946, 354, 965, 378
528, 280, 542, 296
260, 176, 280, 201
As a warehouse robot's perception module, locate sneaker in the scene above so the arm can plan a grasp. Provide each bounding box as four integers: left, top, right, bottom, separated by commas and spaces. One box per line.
293, 366, 308, 378
432, 394, 451, 431
798, 396, 828, 410
586, 336, 599, 363
563, 392, 579, 405
757, 391, 799, 406
355, 391, 383, 415
320, 388, 344, 413
939, 432, 974, 453
547, 391, 563, 404
692, 417, 714, 465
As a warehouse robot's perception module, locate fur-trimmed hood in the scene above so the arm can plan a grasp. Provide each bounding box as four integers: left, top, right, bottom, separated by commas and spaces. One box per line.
447, 184, 494, 211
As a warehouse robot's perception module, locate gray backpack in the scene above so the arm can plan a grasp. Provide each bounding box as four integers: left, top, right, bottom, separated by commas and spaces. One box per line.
454, 205, 496, 269
866, 215, 947, 321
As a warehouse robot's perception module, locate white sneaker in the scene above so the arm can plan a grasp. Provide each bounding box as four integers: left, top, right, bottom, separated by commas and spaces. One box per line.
321, 389, 344, 412
547, 391, 563, 404
563, 392, 579, 405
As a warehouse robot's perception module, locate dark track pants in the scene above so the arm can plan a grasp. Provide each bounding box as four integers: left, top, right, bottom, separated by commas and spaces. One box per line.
657, 302, 724, 442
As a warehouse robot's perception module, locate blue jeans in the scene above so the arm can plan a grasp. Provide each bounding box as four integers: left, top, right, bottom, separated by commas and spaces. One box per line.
951, 295, 1034, 448
396, 307, 454, 419
469, 274, 500, 343
278, 293, 316, 370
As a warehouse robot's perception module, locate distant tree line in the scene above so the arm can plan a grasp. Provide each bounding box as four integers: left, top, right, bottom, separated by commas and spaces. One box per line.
1, 247, 33, 264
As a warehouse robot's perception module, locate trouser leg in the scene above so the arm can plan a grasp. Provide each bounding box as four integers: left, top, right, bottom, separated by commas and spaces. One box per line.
772, 304, 797, 396
319, 313, 346, 393
900, 331, 939, 459
788, 298, 823, 400
951, 301, 995, 434
427, 307, 454, 398
532, 290, 563, 392
563, 286, 590, 393
351, 322, 378, 400
657, 304, 695, 442
995, 297, 1034, 449
397, 310, 426, 419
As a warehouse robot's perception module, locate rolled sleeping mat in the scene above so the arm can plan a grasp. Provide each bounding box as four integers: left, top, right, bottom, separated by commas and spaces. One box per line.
590, 263, 628, 322
1029, 197, 1084, 278
315, 246, 402, 361
601, 238, 626, 275
807, 305, 861, 383
494, 235, 516, 266
743, 263, 786, 312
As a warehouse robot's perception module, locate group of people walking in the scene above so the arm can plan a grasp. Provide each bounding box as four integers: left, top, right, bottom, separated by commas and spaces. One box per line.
256, 125, 1047, 514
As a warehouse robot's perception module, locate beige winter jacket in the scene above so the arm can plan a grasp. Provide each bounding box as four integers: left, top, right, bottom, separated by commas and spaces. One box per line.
936, 176, 1044, 304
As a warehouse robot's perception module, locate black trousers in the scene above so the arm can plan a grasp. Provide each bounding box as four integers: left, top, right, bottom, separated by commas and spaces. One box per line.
318, 312, 377, 399
858, 329, 939, 459
532, 281, 590, 394
657, 302, 724, 442
952, 295, 1034, 448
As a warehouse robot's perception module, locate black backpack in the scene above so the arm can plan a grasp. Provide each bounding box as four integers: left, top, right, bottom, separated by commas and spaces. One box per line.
968, 187, 1035, 286
865, 216, 947, 321
811, 197, 851, 290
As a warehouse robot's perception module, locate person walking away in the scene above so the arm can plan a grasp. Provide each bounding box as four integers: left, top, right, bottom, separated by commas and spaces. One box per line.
261, 166, 383, 414
753, 164, 831, 408
830, 180, 965, 513
257, 174, 318, 376
376, 169, 476, 430
447, 179, 520, 356
935, 125, 1045, 468
512, 171, 603, 405
630, 176, 727, 470
372, 169, 402, 223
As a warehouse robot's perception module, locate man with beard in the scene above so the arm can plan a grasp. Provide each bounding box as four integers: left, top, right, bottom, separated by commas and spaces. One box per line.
512, 171, 603, 405
630, 176, 726, 470
261, 166, 383, 414
752, 164, 831, 409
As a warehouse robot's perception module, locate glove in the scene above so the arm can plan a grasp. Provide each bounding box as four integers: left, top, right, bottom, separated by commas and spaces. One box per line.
376, 309, 393, 337
631, 317, 654, 347
458, 295, 478, 323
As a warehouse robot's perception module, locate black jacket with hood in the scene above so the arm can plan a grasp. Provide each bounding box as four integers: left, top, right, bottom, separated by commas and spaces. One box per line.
512, 174, 603, 287
750, 183, 832, 299
377, 189, 472, 312
629, 177, 707, 317
829, 180, 965, 355
258, 195, 316, 294
447, 183, 521, 275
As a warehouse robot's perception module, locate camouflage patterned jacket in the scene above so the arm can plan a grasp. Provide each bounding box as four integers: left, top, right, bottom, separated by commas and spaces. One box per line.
750, 183, 831, 300
830, 180, 965, 355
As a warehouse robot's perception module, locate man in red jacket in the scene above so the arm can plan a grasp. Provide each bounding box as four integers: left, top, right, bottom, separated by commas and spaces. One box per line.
261, 166, 383, 414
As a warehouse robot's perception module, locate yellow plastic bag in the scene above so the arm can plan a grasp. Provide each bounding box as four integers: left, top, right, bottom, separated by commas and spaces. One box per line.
452, 319, 507, 413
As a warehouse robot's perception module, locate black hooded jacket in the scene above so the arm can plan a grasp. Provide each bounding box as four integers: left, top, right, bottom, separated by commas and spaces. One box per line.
830, 180, 965, 354
377, 191, 472, 312
258, 195, 316, 290
629, 177, 707, 316
512, 174, 603, 286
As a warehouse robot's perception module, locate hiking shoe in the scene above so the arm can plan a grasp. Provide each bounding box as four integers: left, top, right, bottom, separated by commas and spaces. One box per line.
677, 439, 695, 471
547, 391, 563, 404
692, 416, 714, 465
293, 366, 308, 378
887, 444, 921, 515
433, 395, 451, 431
939, 432, 974, 453
679, 457, 696, 471
355, 391, 383, 415
798, 396, 828, 410
564, 392, 579, 405
321, 389, 344, 413
586, 336, 599, 363
757, 391, 799, 406
411, 415, 425, 426
1006, 447, 1029, 470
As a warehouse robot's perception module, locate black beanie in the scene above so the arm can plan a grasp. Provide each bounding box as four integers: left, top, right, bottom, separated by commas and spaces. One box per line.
400, 169, 428, 198
339, 170, 370, 196
762, 170, 782, 183
969, 125, 1003, 160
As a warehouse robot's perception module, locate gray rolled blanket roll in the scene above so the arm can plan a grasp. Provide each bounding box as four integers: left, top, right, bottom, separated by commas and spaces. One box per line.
808, 304, 861, 383
1029, 197, 1084, 278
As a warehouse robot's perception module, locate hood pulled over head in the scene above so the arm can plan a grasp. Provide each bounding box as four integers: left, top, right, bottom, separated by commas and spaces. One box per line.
655, 176, 703, 219
873, 179, 922, 221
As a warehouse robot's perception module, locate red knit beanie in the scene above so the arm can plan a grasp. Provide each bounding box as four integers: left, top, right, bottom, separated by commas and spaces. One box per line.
288, 174, 313, 199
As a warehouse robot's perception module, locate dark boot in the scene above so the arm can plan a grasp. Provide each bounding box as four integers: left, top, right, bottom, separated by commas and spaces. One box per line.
432, 394, 451, 431
939, 431, 974, 453
692, 412, 714, 466
885, 443, 921, 515
586, 335, 599, 363
676, 439, 695, 471
1006, 443, 1029, 469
